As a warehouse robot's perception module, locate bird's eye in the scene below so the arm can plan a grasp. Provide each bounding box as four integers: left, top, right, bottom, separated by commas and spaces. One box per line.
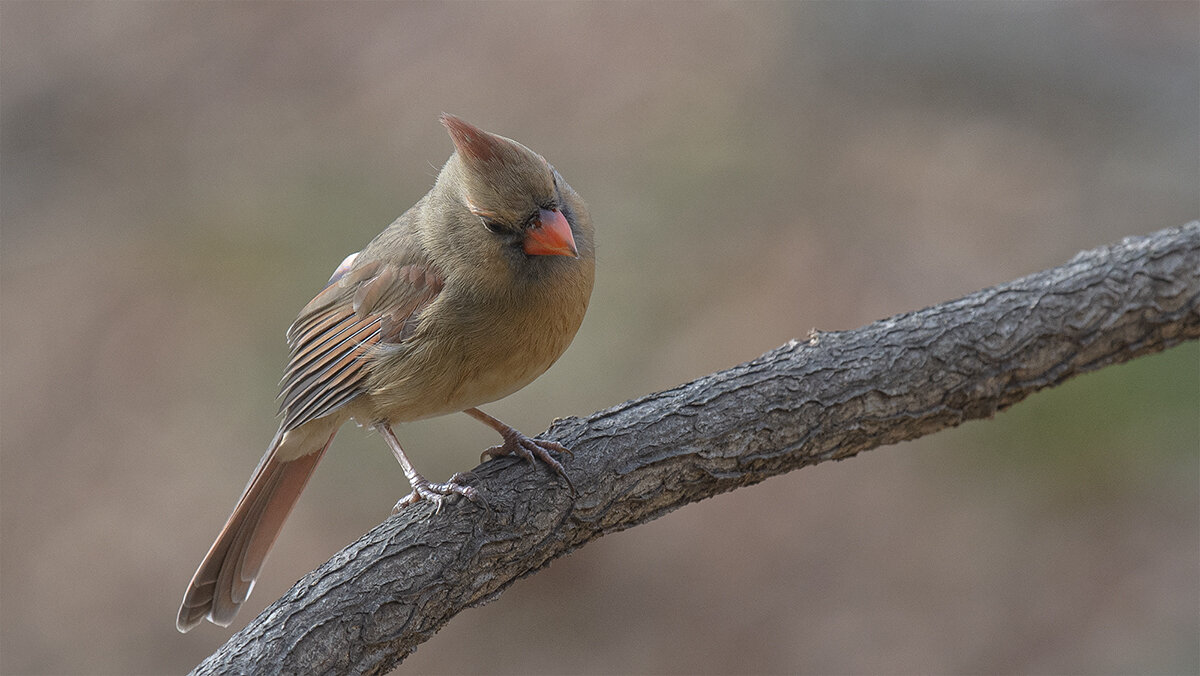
480, 218, 504, 234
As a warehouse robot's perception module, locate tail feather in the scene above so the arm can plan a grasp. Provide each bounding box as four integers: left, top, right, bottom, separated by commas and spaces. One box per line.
177, 421, 338, 632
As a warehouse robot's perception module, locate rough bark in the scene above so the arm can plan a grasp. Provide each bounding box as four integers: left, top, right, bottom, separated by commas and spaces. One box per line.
193, 222, 1200, 676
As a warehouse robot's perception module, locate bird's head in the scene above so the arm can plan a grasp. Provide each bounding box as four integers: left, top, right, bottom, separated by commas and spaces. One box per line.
425, 115, 593, 291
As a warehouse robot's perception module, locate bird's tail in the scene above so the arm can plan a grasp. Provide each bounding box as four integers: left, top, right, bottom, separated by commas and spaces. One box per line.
176, 419, 338, 632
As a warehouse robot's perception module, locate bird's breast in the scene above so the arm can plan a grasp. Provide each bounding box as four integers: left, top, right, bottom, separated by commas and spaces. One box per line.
359, 277, 589, 423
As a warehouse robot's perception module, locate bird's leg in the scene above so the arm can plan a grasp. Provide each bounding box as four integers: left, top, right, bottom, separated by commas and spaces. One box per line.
464, 407, 575, 493
376, 423, 480, 514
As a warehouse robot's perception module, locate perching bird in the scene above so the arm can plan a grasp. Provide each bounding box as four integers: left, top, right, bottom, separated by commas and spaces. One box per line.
177, 115, 595, 632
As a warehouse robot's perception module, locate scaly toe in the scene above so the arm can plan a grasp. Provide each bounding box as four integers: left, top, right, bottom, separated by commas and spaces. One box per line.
479, 431, 576, 494
518, 439, 576, 494
481, 442, 534, 463
533, 439, 573, 457
392, 492, 418, 515
392, 478, 482, 515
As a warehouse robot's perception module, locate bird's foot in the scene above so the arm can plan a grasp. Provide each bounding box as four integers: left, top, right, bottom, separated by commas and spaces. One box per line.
481, 429, 576, 494
392, 472, 482, 515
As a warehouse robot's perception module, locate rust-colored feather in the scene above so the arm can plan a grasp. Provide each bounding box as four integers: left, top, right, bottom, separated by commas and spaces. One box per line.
176, 425, 335, 631
277, 259, 444, 432
278, 312, 380, 430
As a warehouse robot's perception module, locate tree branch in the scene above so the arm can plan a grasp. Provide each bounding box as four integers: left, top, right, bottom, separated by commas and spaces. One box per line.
193, 222, 1200, 676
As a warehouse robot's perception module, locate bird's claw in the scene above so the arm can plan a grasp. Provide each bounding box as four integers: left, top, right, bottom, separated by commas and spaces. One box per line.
481, 432, 576, 494
392, 472, 484, 515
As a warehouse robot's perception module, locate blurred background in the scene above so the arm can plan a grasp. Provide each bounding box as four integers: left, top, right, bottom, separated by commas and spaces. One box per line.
2, 2, 1197, 674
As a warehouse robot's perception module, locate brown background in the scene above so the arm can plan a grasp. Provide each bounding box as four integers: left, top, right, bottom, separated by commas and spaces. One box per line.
2, 2, 1197, 674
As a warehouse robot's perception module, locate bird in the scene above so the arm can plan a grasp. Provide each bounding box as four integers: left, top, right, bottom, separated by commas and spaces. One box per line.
177, 114, 595, 632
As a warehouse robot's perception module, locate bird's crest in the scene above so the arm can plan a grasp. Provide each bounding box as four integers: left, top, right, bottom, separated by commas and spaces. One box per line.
441, 114, 509, 165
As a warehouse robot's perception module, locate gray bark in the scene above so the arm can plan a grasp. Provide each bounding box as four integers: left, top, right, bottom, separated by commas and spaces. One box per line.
193, 222, 1200, 676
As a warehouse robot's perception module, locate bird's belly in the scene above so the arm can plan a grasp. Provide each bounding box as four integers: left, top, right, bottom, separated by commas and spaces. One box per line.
367, 352, 553, 422
360, 312, 578, 423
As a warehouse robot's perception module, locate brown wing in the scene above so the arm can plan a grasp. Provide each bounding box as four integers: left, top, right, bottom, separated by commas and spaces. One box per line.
277, 258, 443, 431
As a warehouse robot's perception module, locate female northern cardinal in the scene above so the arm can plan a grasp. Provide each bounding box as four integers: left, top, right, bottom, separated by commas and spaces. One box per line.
177, 115, 595, 632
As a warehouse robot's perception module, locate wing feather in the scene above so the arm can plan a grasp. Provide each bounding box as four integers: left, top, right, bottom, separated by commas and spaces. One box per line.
276, 256, 443, 432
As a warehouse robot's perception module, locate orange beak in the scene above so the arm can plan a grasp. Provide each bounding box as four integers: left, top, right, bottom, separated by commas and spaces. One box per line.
523, 208, 578, 258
